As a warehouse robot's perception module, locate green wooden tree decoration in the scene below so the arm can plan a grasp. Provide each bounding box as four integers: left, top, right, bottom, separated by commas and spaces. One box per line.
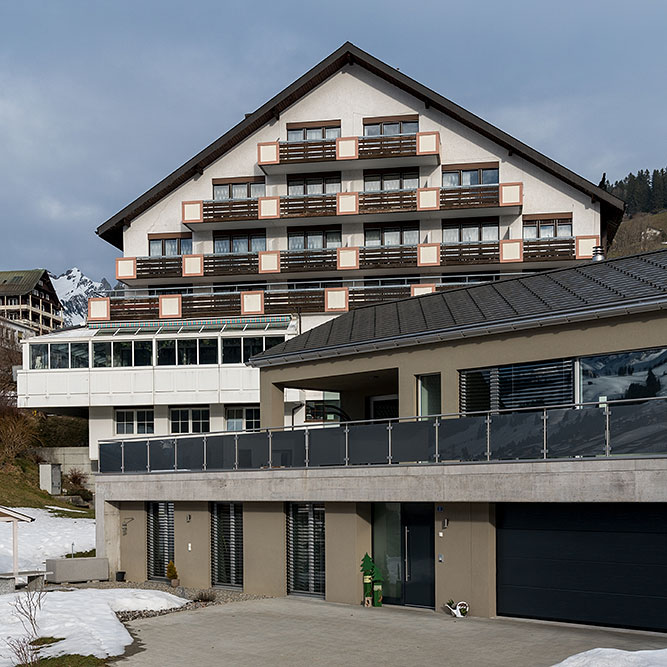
360, 552, 383, 582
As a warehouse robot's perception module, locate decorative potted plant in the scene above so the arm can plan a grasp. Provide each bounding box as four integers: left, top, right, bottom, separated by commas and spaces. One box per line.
166, 560, 179, 587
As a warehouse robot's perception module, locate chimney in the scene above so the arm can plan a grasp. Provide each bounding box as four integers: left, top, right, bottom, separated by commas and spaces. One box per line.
592, 246, 605, 261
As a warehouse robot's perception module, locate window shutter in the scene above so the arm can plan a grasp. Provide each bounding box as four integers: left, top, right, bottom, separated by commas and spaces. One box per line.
147, 501, 174, 580
287, 503, 325, 597
211, 502, 243, 587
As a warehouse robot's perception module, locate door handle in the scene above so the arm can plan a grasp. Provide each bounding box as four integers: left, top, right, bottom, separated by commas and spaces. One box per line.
404, 526, 410, 582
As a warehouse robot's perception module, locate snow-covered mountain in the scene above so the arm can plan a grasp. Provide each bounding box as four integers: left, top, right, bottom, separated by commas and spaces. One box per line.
49, 268, 112, 326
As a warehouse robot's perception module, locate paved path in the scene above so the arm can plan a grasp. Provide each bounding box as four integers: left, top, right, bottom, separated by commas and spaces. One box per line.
118, 597, 667, 666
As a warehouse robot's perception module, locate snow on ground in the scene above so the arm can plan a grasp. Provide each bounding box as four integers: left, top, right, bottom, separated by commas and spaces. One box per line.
0, 588, 188, 666
0, 508, 95, 573
554, 647, 667, 666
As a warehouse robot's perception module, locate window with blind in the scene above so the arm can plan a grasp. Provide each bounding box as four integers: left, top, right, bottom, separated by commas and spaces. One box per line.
459, 359, 574, 413
147, 501, 174, 580
287, 503, 325, 597
211, 502, 243, 587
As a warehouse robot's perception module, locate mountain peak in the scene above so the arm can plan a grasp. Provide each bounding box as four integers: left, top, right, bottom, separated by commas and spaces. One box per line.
49, 268, 111, 326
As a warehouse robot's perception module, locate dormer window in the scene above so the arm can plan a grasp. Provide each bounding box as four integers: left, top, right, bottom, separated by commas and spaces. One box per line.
363, 115, 419, 137
212, 177, 265, 201
286, 121, 341, 142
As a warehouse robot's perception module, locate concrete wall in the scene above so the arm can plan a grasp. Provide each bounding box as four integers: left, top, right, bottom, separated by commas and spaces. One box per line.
118, 501, 147, 582
243, 502, 286, 597
174, 502, 211, 589
324, 502, 372, 605
34, 447, 92, 486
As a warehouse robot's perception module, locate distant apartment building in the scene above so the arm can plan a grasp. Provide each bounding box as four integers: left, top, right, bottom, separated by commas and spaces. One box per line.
17, 43, 623, 471
0, 270, 64, 336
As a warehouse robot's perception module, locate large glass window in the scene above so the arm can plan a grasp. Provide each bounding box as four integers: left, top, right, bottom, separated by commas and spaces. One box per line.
134, 340, 153, 366
365, 223, 419, 247
70, 343, 89, 368
93, 342, 112, 368
286, 124, 341, 142
442, 166, 499, 188
364, 170, 418, 192
137, 410, 155, 435
29, 344, 49, 370
442, 219, 499, 244
171, 407, 210, 434
115, 410, 135, 435
418, 374, 441, 416
177, 339, 197, 366
523, 218, 574, 240
213, 180, 265, 200
113, 341, 132, 367
49, 344, 69, 369
214, 232, 266, 254
363, 119, 418, 136
157, 340, 176, 366
243, 337, 263, 361
226, 406, 260, 431
222, 338, 242, 364
116, 409, 154, 435
198, 339, 218, 365
148, 236, 193, 257
288, 228, 341, 250
287, 174, 341, 196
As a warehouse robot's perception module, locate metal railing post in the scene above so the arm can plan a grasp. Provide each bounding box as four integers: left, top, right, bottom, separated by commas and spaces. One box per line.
387, 422, 393, 464
604, 404, 611, 456
268, 430, 272, 468
121, 442, 125, 473
304, 429, 309, 468
542, 408, 548, 459
202, 435, 207, 471
434, 419, 440, 463
173, 438, 178, 471
234, 434, 239, 470
344, 424, 350, 466
485, 415, 491, 461
146, 441, 150, 473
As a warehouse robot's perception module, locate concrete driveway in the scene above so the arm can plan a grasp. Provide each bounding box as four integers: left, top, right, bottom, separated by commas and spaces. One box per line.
117, 597, 667, 667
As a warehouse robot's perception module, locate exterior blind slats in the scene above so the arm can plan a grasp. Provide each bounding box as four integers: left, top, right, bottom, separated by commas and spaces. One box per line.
287, 503, 325, 597
147, 501, 174, 580
460, 359, 574, 413
211, 502, 244, 587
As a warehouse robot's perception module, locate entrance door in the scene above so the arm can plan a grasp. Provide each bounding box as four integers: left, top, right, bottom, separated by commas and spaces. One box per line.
373, 502, 434, 608
287, 503, 325, 597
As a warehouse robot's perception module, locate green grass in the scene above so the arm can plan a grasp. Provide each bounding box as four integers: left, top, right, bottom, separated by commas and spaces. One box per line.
65, 548, 96, 558
30, 637, 64, 647
19, 656, 107, 666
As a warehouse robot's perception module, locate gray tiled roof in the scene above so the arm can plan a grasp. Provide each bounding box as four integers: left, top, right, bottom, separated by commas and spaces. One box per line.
251, 250, 667, 366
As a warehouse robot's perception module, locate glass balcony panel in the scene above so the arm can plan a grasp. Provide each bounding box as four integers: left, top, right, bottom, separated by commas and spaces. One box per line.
205, 435, 236, 470
348, 422, 389, 465
547, 407, 605, 458
390, 420, 436, 463
176, 436, 205, 470
490, 412, 543, 459
147, 439, 175, 471
99, 442, 122, 473
236, 432, 269, 469
271, 430, 306, 468
438, 415, 487, 461
610, 400, 667, 455
124, 440, 148, 472
308, 427, 346, 466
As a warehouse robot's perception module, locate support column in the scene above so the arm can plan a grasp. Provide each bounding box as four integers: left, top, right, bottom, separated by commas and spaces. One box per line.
259, 373, 285, 429
243, 502, 286, 597
324, 502, 372, 605
119, 501, 147, 582
174, 502, 211, 589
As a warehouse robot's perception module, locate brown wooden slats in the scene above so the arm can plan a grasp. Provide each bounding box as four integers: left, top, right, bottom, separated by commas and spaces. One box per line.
202, 199, 258, 222
264, 290, 325, 314
203, 253, 259, 276
440, 185, 499, 210
359, 245, 418, 269
109, 297, 159, 320
280, 248, 337, 272
357, 134, 416, 158
135, 257, 182, 279
181, 292, 240, 318
441, 242, 500, 265
279, 140, 336, 162
523, 238, 575, 261
348, 285, 411, 307
280, 194, 337, 218
359, 189, 417, 213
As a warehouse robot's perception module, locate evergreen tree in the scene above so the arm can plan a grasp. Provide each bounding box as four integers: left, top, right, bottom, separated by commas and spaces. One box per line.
652, 169, 665, 212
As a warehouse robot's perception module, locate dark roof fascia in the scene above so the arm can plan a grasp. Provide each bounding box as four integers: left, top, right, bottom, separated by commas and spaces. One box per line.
96, 42, 624, 250
250, 296, 667, 369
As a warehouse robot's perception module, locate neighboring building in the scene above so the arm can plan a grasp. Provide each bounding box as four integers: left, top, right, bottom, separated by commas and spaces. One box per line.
0, 315, 33, 347
94, 250, 667, 632
17, 43, 624, 471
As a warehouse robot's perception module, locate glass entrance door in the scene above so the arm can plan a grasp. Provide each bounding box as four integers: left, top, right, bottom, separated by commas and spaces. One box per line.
373, 502, 434, 608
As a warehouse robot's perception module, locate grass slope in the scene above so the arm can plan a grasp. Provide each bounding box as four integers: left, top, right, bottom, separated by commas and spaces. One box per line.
608, 210, 667, 258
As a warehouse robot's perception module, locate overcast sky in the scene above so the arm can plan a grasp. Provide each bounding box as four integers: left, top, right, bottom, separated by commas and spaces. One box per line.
1, 0, 666, 281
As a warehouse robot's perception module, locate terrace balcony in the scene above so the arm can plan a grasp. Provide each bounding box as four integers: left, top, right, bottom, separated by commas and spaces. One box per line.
257, 132, 441, 175
97, 396, 667, 474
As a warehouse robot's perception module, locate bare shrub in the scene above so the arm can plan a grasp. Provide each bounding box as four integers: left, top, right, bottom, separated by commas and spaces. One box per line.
65, 467, 87, 488
194, 589, 216, 603
0, 410, 38, 468
5, 635, 38, 666
13, 585, 46, 636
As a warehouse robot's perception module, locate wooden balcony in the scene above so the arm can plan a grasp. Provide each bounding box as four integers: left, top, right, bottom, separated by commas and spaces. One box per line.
440, 185, 499, 209
441, 242, 500, 265
523, 238, 576, 262
202, 198, 258, 223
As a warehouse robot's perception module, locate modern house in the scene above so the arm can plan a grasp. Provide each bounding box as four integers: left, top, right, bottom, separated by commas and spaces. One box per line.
0, 270, 63, 335
17, 43, 623, 473
94, 250, 667, 632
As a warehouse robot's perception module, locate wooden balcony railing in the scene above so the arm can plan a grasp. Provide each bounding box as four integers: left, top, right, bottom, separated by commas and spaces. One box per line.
359, 245, 418, 269
202, 198, 258, 222
440, 185, 499, 209
441, 242, 500, 265
358, 189, 418, 214
204, 253, 259, 275
357, 134, 417, 158
523, 238, 576, 261
135, 257, 182, 279
279, 140, 336, 163
280, 248, 338, 272
280, 193, 337, 218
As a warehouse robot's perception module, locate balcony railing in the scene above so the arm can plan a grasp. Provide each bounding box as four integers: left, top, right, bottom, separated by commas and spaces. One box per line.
441, 242, 500, 265
98, 396, 667, 474
202, 198, 258, 222
523, 238, 576, 261
440, 185, 499, 209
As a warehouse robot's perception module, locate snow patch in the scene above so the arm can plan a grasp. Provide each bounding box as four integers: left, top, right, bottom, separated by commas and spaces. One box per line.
0, 588, 188, 665
554, 647, 667, 666
49, 267, 111, 326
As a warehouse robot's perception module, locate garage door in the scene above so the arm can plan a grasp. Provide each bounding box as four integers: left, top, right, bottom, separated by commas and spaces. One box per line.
496, 503, 667, 631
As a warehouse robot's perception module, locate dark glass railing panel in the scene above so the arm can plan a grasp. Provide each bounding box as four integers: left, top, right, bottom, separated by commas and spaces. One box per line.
205, 435, 236, 470
439, 415, 487, 461
124, 440, 148, 472
271, 430, 306, 468
176, 436, 205, 470
308, 427, 345, 466
99, 442, 122, 473
610, 401, 667, 455
236, 432, 270, 469
490, 412, 543, 460
547, 407, 605, 458
348, 422, 389, 465
391, 420, 436, 463
148, 439, 175, 471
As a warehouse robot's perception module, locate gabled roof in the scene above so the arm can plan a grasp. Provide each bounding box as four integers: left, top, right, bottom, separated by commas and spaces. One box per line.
250, 249, 667, 368
0, 269, 51, 297
96, 42, 625, 250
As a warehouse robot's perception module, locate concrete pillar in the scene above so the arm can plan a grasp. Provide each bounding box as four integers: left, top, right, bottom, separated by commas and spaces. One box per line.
435, 503, 496, 618
243, 502, 286, 597
397, 368, 416, 418
119, 502, 147, 582
324, 502, 372, 605
99, 499, 121, 575
259, 375, 285, 429
174, 502, 211, 589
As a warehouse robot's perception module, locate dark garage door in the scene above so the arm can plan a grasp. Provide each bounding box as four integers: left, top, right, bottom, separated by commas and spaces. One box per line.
497, 503, 667, 631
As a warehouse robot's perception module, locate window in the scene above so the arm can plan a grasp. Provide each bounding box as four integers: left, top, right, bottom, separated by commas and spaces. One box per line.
364, 170, 419, 192
264, 336, 285, 351
213, 231, 266, 254
363, 117, 419, 136
171, 407, 210, 434
287, 174, 341, 196
115, 409, 154, 435
243, 337, 263, 362
226, 406, 260, 431
211, 502, 244, 587
177, 339, 197, 365
148, 235, 193, 257
113, 341, 132, 367
442, 218, 499, 244
70, 343, 89, 368
288, 227, 341, 250
523, 218, 573, 240
442, 166, 499, 188
137, 410, 155, 434
198, 338, 218, 364
30, 344, 48, 369
93, 342, 112, 368
364, 223, 419, 247
157, 340, 176, 366
418, 374, 441, 416
115, 410, 135, 435
134, 340, 153, 366
222, 338, 242, 364
286, 124, 341, 142
213, 179, 265, 201
49, 344, 69, 369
